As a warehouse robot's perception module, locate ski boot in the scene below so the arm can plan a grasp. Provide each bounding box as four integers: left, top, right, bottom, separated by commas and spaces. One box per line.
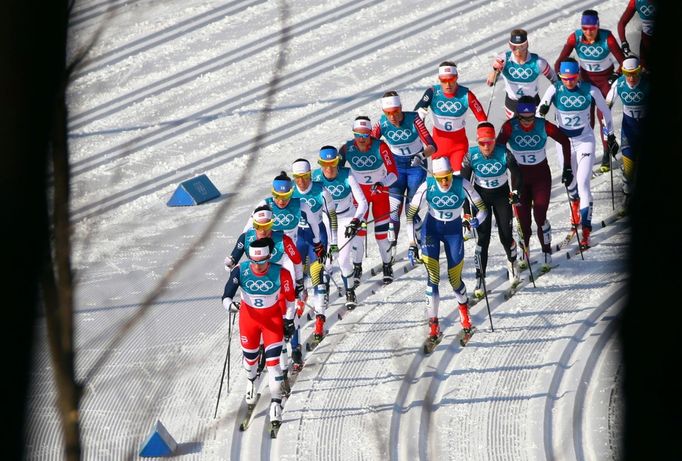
570, 198, 580, 228
473, 275, 485, 300
541, 252, 552, 273
458, 302, 472, 332
507, 258, 520, 287
314, 314, 326, 342
599, 153, 610, 173
345, 288, 357, 310
580, 227, 591, 250
352, 263, 362, 288
382, 262, 393, 284
423, 317, 443, 353
291, 346, 304, 373
269, 399, 283, 438
245, 375, 258, 405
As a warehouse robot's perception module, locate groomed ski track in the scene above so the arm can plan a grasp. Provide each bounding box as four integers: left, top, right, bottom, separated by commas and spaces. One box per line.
27, 0, 631, 459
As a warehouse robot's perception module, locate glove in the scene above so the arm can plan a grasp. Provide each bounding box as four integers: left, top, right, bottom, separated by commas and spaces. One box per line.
371, 182, 384, 194
328, 243, 339, 258
224, 255, 236, 271
607, 72, 619, 86
283, 318, 295, 340
538, 103, 550, 117
561, 167, 574, 185
607, 133, 619, 158
295, 279, 305, 299
508, 190, 520, 205
621, 39, 631, 56
222, 298, 239, 313
408, 244, 420, 267
345, 218, 361, 238
410, 154, 424, 167
469, 217, 481, 229
313, 241, 326, 263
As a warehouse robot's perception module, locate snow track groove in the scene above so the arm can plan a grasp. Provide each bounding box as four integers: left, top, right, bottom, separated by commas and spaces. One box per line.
69, 0, 597, 223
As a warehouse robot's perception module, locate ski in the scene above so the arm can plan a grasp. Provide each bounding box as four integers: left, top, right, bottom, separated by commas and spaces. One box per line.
239, 394, 261, 431
422, 332, 444, 354
305, 331, 328, 352
555, 229, 577, 252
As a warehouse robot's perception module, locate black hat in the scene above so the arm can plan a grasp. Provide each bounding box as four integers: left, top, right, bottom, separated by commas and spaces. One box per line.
509, 29, 528, 45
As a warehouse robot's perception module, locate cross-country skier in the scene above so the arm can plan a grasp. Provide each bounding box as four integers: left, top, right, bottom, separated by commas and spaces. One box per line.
486, 29, 557, 119
461, 122, 523, 298
554, 9, 625, 172
538, 59, 618, 249
405, 157, 487, 346
371, 91, 437, 246
291, 158, 337, 350
313, 146, 369, 310
617, 0, 655, 70
605, 55, 649, 202
339, 116, 398, 285
221, 237, 296, 432
224, 205, 304, 386
414, 61, 488, 173
496, 96, 573, 272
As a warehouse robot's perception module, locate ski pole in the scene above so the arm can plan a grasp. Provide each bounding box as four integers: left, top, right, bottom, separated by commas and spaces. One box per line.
486, 71, 499, 116
511, 203, 535, 288
609, 151, 615, 210
474, 249, 494, 332
566, 188, 584, 261
214, 306, 237, 418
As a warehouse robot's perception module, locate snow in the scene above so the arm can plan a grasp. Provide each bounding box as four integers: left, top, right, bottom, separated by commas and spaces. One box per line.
27, 0, 634, 459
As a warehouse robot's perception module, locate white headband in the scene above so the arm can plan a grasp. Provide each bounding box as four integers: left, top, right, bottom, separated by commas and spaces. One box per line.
353, 119, 372, 131
252, 209, 273, 222
381, 95, 401, 110
432, 157, 452, 174
292, 160, 311, 174
249, 245, 270, 259
438, 65, 458, 77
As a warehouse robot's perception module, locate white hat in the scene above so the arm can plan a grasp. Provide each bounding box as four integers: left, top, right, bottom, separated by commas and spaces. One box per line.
432, 157, 452, 175
353, 118, 372, 131
622, 56, 640, 72
381, 95, 401, 110
292, 159, 311, 174
252, 208, 273, 223
248, 245, 270, 259
438, 65, 458, 77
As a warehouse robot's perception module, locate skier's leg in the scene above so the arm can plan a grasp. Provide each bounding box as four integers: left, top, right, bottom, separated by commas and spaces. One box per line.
574, 135, 596, 245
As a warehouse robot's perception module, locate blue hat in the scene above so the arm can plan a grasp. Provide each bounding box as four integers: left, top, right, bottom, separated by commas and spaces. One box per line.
559, 61, 580, 77
319, 146, 338, 161
581, 10, 599, 26
516, 101, 536, 115
272, 179, 292, 193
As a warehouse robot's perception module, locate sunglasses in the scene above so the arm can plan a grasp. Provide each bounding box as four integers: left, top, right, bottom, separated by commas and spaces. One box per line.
581, 26, 598, 32
510, 44, 528, 51
434, 173, 453, 180
249, 257, 270, 265
623, 68, 641, 76
353, 132, 371, 139
518, 114, 535, 121
318, 158, 339, 167
478, 140, 495, 147
292, 172, 311, 179
383, 108, 401, 116
560, 75, 578, 82
272, 189, 293, 199
439, 77, 456, 83
253, 220, 273, 231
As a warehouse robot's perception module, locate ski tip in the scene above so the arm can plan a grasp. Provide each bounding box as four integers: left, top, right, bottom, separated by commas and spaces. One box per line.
601, 220, 606, 227
403, 266, 409, 274
370, 268, 376, 276
307, 313, 312, 322
338, 313, 343, 320
239, 423, 247, 431
305, 343, 311, 352
566, 252, 571, 259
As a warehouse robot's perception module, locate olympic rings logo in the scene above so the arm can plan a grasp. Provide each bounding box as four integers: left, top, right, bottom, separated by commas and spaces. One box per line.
476, 162, 503, 175
386, 129, 412, 142
245, 280, 274, 291
274, 213, 296, 226
326, 184, 345, 197
640, 4, 655, 15
301, 196, 317, 207
559, 95, 587, 108
621, 92, 644, 103
579, 45, 605, 57
431, 195, 459, 207
514, 135, 542, 147
350, 155, 378, 168
508, 67, 534, 80
436, 100, 463, 113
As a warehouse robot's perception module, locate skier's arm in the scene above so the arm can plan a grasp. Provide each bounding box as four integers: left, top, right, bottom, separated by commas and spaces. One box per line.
221, 266, 241, 306
544, 120, 572, 169
282, 235, 304, 281
496, 120, 513, 146
537, 55, 558, 84
606, 31, 626, 66
379, 141, 398, 187
618, 0, 636, 42
349, 175, 368, 220
279, 268, 296, 320
414, 116, 437, 156
591, 87, 614, 134
554, 33, 577, 73
338, 143, 348, 168
467, 90, 488, 121
406, 182, 427, 244
537, 85, 557, 117
506, 151, 522, 193
413, 87, 435, 120
460, 152, 474, 182
228, 233, 247, 265
371, 121, 382, 139
322, 188, 338, 246
462, 178, 488, 223
301, 200, 321, 244
605, 80, 619, 108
